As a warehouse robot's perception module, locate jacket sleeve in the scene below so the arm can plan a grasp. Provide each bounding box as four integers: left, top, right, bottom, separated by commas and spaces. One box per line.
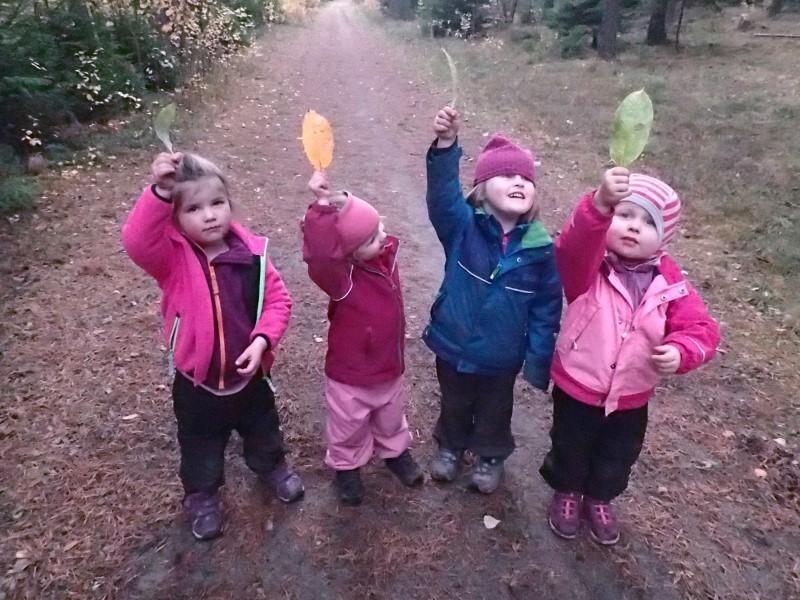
664, 282, 720, 374
523, 250, 564, 390
556, 192, 611, 304
301, 201, 353, 300
121, 185, 175, 283
426, 140, 471, 252
251, 256, 292, 350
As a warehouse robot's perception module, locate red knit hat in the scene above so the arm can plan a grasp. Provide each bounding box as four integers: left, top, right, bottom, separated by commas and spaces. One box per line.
628, 174, 681, 247
335, 193, 380, 255
473, 134, 536, 185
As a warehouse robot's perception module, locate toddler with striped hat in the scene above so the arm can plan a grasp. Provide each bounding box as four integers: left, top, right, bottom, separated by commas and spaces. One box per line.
541, 166, 721, 545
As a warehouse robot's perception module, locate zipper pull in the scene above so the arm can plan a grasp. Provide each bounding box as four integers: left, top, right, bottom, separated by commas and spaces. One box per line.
490, 263, 501, 280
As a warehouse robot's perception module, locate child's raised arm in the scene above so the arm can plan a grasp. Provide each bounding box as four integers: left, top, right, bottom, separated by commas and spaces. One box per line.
556, 167, 630, 303
426, 106, 470, 250
122, 152, 183, 282
302, 172, 354, 300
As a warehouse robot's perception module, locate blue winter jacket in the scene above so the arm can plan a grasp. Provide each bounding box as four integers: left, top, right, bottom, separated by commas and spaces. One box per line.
423, 141, 562, 390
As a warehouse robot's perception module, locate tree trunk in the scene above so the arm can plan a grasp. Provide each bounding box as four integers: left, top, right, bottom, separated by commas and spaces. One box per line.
597, 0, 620, 59
767, 0, 784, 17
646, 0, 669, 45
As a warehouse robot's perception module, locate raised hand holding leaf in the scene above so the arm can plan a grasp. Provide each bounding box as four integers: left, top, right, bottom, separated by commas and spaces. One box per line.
301, 110, 334, 170
609, 90, 653, 167
153, 103, 177, 153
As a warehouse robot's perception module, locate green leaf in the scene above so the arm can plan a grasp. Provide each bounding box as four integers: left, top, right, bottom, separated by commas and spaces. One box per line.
441, 48, 458, 109
609, 89, 653, 167
153, 103, 176, 153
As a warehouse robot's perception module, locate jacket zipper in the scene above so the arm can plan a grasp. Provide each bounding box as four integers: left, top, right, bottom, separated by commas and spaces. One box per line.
360, 258, 404, 365
207, 262, 227, 390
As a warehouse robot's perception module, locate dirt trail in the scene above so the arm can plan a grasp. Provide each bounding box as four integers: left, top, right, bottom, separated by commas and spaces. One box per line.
1, 2, 797, 599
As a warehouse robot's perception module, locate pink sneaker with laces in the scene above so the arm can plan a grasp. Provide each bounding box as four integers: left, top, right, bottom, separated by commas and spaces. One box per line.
547, 491, 581, 539
583, 497, 621, 545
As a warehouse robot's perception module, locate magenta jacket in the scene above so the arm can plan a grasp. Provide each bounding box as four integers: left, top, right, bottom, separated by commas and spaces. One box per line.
122, 186, 292, 387
553, 193, 720, 414
302, 202, 405, 386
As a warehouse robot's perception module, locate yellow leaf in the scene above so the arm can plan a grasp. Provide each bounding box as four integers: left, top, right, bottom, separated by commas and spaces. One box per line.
301, 110, 334, 170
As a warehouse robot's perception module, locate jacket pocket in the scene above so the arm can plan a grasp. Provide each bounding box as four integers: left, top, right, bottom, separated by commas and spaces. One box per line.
556, 301, 598, 354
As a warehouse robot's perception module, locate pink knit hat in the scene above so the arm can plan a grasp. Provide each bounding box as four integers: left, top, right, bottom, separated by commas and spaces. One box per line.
336, 193, 380, 255
627, 174, 681, 247
473, 134, 536, 185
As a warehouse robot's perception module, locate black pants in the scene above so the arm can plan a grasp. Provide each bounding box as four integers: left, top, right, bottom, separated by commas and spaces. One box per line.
172, 372, 286, 495
539, 386, 648, 501
433, 357, 517, 460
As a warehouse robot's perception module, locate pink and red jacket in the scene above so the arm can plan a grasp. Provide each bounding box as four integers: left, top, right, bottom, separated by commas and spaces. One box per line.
302, 202, 405, 387
122, 186, 292, 388
552, 193, 720, 414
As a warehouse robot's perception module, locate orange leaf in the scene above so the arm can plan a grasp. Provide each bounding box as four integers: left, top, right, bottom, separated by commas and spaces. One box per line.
301, 110, 333, 170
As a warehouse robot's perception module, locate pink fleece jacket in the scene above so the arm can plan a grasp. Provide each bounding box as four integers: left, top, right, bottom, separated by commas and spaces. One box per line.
122, 186, 292, 386
553, 193, 720, 414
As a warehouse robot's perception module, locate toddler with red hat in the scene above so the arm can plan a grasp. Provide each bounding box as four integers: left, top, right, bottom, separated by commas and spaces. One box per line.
424, 106, 562, 494
541, 167, 720, 545
302, 171, 423, 506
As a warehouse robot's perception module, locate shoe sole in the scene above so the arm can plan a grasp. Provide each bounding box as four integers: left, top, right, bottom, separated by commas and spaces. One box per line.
588, 529, 620, 546
429, 470, 456, 483
547, 516, 578, 540
192, 525, 223, 541
277, 487, 305, 504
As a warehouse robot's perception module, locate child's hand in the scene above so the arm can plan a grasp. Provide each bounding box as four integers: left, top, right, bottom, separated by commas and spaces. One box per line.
309, 170, 331, 203
433, 106, 459, 148
151, 152, 182, 197
652, 344, 681, 375
235, 337, 269, 377
594, 166, 630, 214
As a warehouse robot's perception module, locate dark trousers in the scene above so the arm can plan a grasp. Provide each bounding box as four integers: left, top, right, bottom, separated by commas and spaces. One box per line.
172, 371, 286, 496
433, 357, 517, 460
539, 386, 648, 501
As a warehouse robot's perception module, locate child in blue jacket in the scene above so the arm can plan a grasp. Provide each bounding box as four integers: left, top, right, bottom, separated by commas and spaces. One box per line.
424, 106, 562, 493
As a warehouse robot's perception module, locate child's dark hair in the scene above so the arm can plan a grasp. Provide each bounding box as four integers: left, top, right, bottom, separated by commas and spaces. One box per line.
171, 153, 230, 214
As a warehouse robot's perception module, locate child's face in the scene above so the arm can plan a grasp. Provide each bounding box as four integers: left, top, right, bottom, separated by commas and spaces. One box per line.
606, 201, 660, 260
175, 177, 232, 247
353, 221, 387, 262
484, 174, 536, 222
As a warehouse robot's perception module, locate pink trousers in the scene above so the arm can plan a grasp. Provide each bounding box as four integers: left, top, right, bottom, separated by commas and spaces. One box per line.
324, 375, 412, 470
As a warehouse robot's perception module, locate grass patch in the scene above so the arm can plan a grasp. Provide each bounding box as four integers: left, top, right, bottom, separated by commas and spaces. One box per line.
0, 176, 39, 214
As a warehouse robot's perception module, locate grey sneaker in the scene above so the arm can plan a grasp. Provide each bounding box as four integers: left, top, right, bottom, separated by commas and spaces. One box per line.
264, 460, 305, 503
548, 491, 582, 540
469, 457, 504, 494
183, 492, 223, 541
430, 447, 462, 482
584, 497, 621, 546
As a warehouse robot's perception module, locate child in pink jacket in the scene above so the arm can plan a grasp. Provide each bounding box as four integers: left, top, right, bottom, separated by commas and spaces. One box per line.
542, 167, 720, 545
302, 170, 423, 506
122, 152, 304, 541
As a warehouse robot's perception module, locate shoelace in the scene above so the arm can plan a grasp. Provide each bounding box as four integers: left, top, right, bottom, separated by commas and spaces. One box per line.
561, 497, 578, 519
592, 503, 611, 526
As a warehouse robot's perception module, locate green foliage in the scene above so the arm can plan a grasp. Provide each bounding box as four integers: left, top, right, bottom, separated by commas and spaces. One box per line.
545, 0, 640, 57
418, 0, 487, 37
0, 0, 279, 163
0, 176, 39, 215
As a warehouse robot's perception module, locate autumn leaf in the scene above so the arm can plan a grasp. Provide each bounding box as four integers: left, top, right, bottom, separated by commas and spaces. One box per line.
153, 103, 177, 153
301, 110, 334, 170
609, 89, 653, 167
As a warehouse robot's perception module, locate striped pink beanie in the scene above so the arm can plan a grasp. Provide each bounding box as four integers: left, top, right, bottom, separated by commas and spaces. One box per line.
627, 174, 681, 247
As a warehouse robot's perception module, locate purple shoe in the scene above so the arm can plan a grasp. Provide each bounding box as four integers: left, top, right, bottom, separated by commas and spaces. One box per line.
183, 492, 223, 541
583, 497, 621, 545
264, 460, 305, 503
548, 492, 581, 540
